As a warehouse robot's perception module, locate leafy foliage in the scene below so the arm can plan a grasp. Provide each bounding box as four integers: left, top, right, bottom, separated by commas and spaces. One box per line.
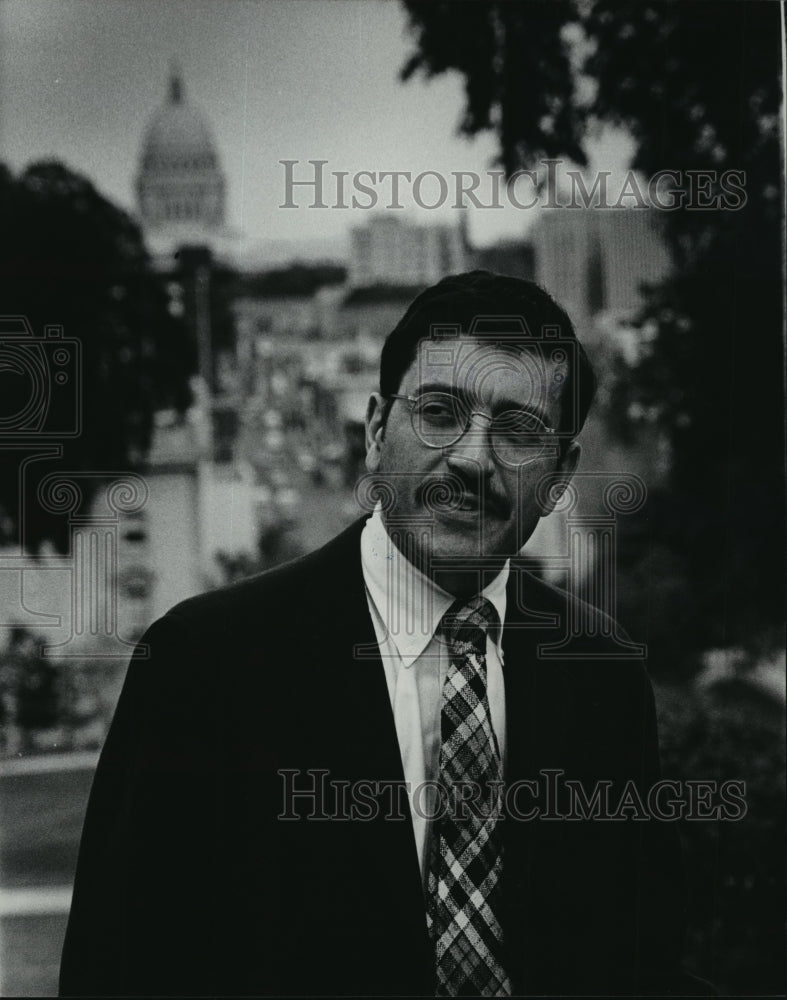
233, 263, 347, 299
401, 0, 586, 170
656, 681, 785, 994
0, 160, 195, 552
589, 1, 783, 656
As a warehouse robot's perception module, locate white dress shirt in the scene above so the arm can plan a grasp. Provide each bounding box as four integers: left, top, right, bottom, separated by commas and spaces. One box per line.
360, 505, 508, 880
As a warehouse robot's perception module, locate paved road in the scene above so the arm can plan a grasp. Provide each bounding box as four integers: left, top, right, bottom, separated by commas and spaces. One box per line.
0, 754, 96, 996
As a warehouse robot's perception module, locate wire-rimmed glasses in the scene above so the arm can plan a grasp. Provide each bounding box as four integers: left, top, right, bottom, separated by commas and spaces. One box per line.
387, 391, 559, 466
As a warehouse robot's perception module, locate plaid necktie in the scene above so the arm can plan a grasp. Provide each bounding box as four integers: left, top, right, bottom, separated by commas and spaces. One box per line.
426, 595, 512, 997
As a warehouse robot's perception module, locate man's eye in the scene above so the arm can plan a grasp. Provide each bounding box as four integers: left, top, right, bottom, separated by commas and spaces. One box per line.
419, 398, 456, 420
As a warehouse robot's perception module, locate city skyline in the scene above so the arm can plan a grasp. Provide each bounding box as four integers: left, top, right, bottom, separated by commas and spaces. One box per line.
2, 0, 634, 263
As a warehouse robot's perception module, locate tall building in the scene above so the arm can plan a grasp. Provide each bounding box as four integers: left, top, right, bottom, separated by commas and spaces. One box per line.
349, 215, 467, 288
135, 68, 226, 261
530, 209, 670, 341
523, 208, 674, 577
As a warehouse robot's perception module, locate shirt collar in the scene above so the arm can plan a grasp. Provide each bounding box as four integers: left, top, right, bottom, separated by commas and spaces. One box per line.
360, 503, 509, 668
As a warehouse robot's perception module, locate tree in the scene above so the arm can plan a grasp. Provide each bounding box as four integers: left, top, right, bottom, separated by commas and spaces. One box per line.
401, 0, 585, 171
400, 0, 784, 662
0, 160, 195, 551
586, 1, 783, 657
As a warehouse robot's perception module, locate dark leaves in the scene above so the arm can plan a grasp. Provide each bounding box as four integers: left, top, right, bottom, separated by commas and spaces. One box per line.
0, 160, 194, 552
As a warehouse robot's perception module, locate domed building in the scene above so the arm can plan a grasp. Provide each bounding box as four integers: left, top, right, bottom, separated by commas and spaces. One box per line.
135, 69, 227, 259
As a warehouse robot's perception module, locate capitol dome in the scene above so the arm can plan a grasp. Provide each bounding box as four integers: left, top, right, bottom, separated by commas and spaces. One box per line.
135, 70, 225, 233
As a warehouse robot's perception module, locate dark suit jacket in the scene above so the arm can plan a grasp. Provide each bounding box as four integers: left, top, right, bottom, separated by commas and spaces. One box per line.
60, 517, 700, 996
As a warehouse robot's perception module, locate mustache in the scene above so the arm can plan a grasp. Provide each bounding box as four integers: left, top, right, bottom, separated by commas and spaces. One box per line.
415, 475, 511, 518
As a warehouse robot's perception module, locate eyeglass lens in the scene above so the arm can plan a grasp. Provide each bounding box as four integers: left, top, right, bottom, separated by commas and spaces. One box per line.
410, 392, 555, 463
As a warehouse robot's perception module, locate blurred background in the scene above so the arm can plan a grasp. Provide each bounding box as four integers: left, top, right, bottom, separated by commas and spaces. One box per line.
0, 0, 783, 994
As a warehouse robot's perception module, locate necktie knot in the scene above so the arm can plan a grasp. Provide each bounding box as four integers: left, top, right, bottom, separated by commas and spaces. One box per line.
440, 595, 500, 652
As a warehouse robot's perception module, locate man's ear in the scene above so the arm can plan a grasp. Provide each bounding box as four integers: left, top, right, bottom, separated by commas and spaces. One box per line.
365, 393, 386, 473
539, 440, 581, 517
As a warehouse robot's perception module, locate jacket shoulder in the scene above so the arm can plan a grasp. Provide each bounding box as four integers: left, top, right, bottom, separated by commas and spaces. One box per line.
157, 516, 367, 641
508, 560, 650, 690
509, 560, 628, 638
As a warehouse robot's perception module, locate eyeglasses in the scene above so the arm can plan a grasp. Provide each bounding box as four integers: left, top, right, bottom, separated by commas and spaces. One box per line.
387, 391, 559, 466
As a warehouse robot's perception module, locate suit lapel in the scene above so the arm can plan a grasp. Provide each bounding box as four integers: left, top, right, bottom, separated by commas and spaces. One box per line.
502, 564, 578, 781
316, 527, 579, 784
309, 519, 433, 971
499, 563, 583, 991
312, 518, 409, 785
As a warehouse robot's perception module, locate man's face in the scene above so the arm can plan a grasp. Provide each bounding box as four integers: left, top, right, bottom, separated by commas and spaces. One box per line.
365, 337, 580, 592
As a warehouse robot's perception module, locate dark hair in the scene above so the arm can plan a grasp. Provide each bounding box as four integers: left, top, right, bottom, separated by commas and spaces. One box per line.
379, 270, 597, 443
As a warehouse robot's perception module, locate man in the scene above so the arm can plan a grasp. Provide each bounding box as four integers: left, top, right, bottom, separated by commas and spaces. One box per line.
61, 272, 697, 996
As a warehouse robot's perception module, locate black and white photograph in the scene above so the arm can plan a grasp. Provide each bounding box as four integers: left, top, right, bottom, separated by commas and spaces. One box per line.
0, 1, 784, 995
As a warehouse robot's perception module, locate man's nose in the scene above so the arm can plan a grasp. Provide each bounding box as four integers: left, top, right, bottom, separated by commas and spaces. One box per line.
444, 411, 496, 477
